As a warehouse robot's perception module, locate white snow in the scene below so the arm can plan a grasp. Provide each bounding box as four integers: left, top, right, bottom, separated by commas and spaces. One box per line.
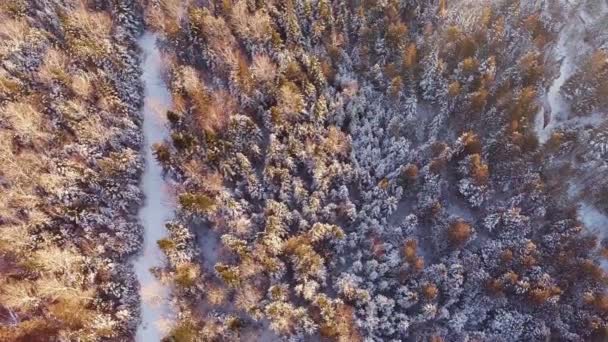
578, 202, 608, 269
579, 203, 608, 236
536, 1, 608, 143
133, 32, 176, 341
536, 12, 581, 142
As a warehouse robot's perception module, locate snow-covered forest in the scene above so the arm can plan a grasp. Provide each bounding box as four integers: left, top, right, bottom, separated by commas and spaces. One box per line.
1, 0, 608, 341
0, 0, 144, 340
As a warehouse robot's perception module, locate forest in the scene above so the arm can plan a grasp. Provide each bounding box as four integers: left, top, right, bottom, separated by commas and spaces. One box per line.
1, 0, 608, 341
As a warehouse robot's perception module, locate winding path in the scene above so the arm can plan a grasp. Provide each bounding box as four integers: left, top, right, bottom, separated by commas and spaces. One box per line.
535, 0, 608, 142
133, 32, 175, 341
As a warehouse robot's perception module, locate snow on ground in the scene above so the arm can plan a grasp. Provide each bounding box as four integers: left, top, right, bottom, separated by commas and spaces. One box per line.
197, 225, 221, 272
536, 9, 583, 142
553, 112, 608, 131
535, 1, 608, 143
579, 203, 608, 236
133, 32, 176, 341
578, 202, 608, 269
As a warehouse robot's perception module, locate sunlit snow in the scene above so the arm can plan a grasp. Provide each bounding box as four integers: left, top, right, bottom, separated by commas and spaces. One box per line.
133, 32, 176, 341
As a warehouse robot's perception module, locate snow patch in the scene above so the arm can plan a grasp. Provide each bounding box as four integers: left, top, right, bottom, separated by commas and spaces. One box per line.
579, 202, 608, 270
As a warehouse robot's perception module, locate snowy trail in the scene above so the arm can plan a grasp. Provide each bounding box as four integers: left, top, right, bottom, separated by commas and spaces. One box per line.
536, 0, 608, 143
133, 32, 175, 341
535, 5, 583, 142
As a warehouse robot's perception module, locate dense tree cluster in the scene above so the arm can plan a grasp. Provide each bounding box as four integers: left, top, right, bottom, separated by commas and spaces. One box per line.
3, 0, 608, 341
141, 0, 608, 341
0, 0, 144, 340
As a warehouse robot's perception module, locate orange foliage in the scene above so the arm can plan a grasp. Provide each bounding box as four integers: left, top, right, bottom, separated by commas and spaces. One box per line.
403, 43, 418, 69
462, 57, 478, 73
461, 131, 482, 155
386, 22, 407, 49
469, 154, 489, 185
413, 256, 425, 272
438, 0, 447, 17
470, 88, 488, 112
448, 220, 472, 245
500, 249, 513, 263
448, 81, 461, 97
401, 164, 419, 183
422, 283, 439, 300
325, 126, 350, 157
389, 76, 403, 98
194, 89, 234, 133
403, 239, 417, 263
